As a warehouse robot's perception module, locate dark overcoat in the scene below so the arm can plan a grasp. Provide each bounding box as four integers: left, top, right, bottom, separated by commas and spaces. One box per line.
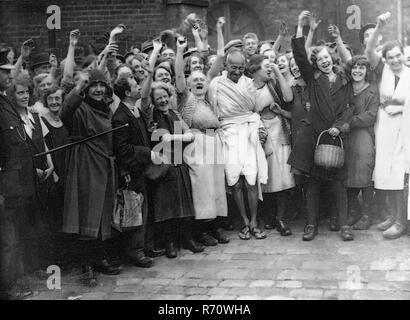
112, 102, 151, 193
61, 90, 115, 240
288, 37, 354, 180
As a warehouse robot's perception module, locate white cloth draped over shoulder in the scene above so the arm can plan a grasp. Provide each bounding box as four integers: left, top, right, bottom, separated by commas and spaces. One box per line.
208, 74, 268, 198
373, 64, 410, 190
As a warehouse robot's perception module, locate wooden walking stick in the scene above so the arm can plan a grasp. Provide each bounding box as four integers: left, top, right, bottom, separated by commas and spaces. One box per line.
33, 123, 129, 158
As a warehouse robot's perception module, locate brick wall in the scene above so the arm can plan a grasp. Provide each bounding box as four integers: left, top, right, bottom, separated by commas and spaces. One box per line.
0, 0, 208, 58
0, 0, 408, 58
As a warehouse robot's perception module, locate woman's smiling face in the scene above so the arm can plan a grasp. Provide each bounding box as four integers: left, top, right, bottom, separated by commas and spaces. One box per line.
154, 67, 171, 84
351, 63, 367, 82
316, 48, 333, 74
153, 88, 170, 112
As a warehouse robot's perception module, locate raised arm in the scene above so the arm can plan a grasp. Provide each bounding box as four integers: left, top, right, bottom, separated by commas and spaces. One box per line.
329, 25, 352, 64
365, 13, 390, 68
63, 30, 80, 83
12, 40, 33, 79
148, 38, 163, 71
175, 36, 188, 93
272, 20, 288, 55
49, 53, 59, 80
192, 25, 203, 51
293, 11, 315, 83
305, 15, 321, 54
60, 71, 89, 133
140, 60, 154, 116
216, 17, 226, 56
207, 17, 226, 80
271, 63, 293, 103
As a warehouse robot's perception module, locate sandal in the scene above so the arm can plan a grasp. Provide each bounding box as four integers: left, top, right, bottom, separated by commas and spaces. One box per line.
238, 226, 251, 240
250, 227, 267, 240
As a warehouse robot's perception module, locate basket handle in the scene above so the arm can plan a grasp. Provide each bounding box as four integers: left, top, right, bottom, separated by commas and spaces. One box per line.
316, 130, 344, 149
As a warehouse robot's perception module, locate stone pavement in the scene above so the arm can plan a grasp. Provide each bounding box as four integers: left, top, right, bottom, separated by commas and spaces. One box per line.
28, 224, 410, 300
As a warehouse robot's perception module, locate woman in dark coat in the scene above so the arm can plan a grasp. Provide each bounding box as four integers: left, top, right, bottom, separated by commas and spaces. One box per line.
7, 76, 55, 271
288, 12, 354, 241
344, 56, 379, 230
61, 69, 121, 287
0, 75, 38, 299
148, 81, 204, 259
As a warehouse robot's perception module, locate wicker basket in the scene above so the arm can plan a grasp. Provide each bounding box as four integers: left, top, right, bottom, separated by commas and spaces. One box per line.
314, 130, 345, 169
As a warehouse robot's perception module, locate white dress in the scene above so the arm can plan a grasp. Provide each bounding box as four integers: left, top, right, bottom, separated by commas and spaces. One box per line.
256, 85, 295, 193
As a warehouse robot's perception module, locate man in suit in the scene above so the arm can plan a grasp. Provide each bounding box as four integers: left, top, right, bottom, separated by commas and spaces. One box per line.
0, 47, 36, 300
112, 75, 165, 268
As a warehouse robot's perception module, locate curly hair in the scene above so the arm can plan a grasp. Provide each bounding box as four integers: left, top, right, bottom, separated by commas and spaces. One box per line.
246, 54, 267, 75
150, 81, 173, 104
346, 55, 373, 83
310, 46, 337, 71
43, 85, 65, 108
6, 75, 34, 108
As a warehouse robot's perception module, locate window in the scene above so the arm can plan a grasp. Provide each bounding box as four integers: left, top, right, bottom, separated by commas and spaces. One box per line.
207, 1, 264, 49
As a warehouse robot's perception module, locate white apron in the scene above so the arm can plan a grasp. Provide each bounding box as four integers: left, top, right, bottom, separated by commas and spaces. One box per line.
373, 64, 410, 190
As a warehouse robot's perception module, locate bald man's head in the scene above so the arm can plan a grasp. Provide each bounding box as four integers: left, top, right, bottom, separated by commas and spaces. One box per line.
225, 49, 246, 83
226, 49, 246, 65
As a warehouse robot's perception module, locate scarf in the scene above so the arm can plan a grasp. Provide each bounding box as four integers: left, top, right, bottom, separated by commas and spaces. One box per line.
208, 74, 256, 119
84, 95, 112, 115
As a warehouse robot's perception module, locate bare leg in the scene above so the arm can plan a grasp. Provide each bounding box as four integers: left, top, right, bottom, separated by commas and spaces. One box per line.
231, 177, 249, 227
244, 179, 259, 229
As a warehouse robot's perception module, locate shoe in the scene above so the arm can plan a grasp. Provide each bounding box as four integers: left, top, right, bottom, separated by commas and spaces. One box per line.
165, 241, 178, 259
129, 251, 153, 268
197, 232, 218, 247
347, 210, 362, 226
250, 227, 267, 240
94, 259, 122, 276
82, 265, 98, 287
383, 222, 407, 240
265, 223, 274, 230
238, 225, 251, 240
341, 226, 354, 241
276, 220, 292, 237
221, 220, 234, 231
303, 225, 318, 241
329, 217, 340, 232
353, 215, 372, 230
183, 239, 204, 253
145, 248, 166, 258
210, 228, 230, 244
377, 216, 396, 231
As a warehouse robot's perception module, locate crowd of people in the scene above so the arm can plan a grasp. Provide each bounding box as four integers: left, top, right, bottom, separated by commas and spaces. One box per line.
0, 9, 410, 299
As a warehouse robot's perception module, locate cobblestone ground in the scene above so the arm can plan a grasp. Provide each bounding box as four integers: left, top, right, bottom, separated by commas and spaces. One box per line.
27, 224, 410, 300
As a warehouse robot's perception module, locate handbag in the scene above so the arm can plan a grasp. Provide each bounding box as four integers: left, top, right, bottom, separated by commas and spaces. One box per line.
143, 163, 170, 181
112, 188, 144, 232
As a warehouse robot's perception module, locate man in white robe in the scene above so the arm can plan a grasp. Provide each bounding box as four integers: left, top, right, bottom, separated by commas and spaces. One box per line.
208, 49, 268, 240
